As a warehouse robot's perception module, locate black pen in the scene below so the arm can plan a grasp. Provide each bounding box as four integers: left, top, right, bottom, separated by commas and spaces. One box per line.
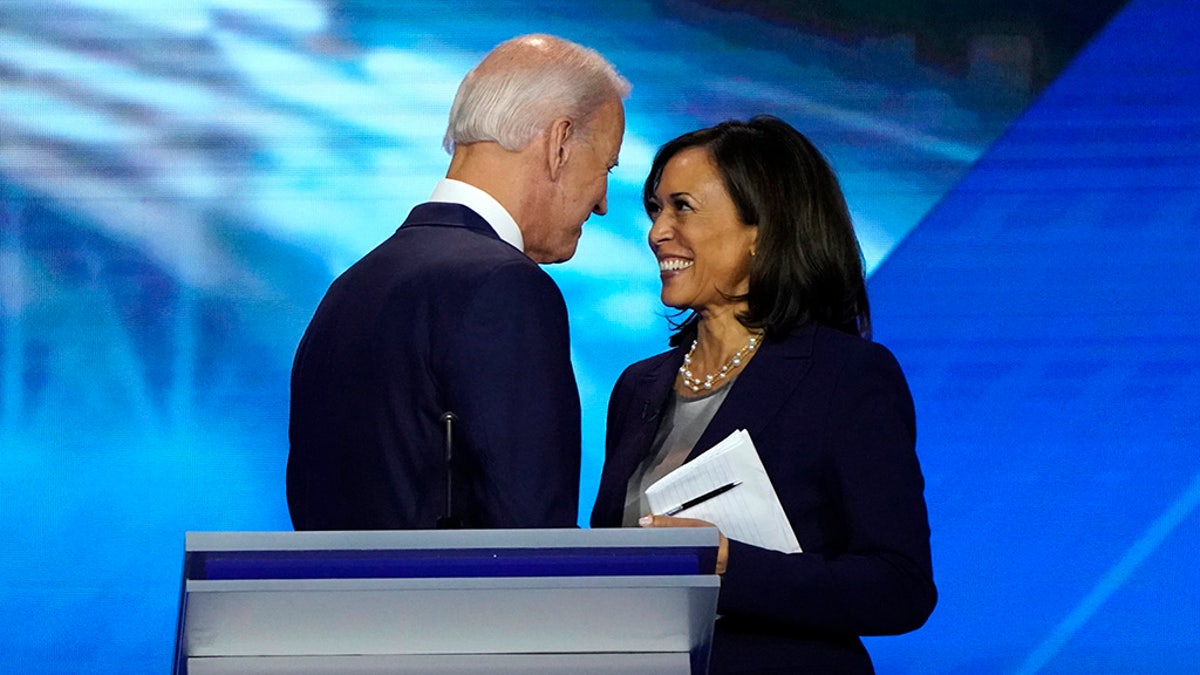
664, 481, 742, 516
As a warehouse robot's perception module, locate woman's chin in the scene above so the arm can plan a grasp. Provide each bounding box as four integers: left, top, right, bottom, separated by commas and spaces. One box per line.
659, 294, 692, 312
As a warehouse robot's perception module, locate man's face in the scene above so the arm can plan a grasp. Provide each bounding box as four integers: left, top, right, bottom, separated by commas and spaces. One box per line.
526, 97, 625, 264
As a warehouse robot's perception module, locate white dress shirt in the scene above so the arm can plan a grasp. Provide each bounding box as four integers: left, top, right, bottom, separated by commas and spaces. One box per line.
429, 178, 524, 253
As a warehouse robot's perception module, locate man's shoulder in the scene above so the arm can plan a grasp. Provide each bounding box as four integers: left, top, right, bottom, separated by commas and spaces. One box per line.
393, 226, 564, 315
390, 225, 530, 270
357, 206, 536, 285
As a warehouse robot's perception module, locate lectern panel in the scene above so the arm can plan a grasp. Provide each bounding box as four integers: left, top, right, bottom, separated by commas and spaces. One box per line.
175, 529, 721, 675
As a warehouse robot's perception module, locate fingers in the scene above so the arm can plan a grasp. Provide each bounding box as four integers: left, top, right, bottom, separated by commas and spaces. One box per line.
638, 514, 711, 528
638, 515, 730, 574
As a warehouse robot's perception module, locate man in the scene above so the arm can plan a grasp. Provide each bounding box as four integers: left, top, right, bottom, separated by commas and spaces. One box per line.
287, 35, 629, 530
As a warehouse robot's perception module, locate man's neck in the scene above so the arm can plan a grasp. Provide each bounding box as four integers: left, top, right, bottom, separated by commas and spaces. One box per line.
446, 141, 537, 225
429, 178, 524, 253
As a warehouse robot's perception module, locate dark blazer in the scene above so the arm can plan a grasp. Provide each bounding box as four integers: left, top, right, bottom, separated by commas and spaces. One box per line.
288, 202, 581, 530
592, 321, 936, 673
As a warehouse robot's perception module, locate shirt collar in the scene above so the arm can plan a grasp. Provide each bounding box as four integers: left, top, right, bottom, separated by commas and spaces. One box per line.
429, 178, 524, 252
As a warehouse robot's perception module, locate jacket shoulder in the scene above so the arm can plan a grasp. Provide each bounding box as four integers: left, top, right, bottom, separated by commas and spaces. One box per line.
617, 348, 678, 383
807, 323, 905, 371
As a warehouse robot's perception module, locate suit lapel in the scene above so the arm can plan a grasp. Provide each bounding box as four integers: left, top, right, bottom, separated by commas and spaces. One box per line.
686, 322, 817, 462
607, 350, 683, 491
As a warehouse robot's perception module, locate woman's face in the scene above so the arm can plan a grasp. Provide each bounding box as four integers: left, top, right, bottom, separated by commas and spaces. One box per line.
647, 146, 757, 314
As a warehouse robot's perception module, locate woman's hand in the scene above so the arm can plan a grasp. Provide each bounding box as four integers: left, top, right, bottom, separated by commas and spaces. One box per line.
639, 514, 729, 574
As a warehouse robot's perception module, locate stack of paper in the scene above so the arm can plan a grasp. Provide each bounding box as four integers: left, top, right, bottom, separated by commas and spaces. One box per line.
645, 429, 802, 554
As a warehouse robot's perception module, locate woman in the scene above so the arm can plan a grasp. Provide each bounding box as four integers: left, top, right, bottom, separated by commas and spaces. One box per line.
591, 116, 936, 673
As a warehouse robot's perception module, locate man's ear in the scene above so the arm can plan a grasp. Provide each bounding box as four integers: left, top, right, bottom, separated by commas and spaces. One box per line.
545, 116, 573, 181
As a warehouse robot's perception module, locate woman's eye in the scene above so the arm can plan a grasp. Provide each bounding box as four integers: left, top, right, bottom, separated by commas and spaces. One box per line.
673, 199, 692, 212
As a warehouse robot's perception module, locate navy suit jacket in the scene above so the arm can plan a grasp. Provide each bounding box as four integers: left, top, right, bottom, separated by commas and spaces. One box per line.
288, 202, 581, 530
591, 321, 935, 673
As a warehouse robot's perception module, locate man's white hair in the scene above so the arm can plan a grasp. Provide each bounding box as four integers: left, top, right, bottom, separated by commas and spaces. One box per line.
443, 34, 631, 153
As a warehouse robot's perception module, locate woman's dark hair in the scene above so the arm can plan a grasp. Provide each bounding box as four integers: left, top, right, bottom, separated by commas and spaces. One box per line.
643, 115, 871, 346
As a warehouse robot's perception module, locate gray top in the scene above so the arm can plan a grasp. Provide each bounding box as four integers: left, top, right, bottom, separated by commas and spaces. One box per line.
622, 380, 735, 526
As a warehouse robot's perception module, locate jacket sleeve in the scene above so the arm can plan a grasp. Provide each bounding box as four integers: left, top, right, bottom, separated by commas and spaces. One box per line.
440, 260, 581, 528
717, 343, 937, 636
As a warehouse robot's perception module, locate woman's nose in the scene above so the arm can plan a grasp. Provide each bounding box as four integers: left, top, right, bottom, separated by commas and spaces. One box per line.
648, 215, 673, 247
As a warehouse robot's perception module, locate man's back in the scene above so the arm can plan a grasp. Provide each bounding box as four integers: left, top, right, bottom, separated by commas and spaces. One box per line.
287, 203, 581, 530
286, 33, 626, 531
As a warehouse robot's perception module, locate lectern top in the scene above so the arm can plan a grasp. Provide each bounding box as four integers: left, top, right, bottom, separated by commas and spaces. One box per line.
183, 528, 721, 582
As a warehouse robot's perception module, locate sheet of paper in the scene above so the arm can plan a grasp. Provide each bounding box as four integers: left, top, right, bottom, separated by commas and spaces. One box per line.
645, 429, 802, 553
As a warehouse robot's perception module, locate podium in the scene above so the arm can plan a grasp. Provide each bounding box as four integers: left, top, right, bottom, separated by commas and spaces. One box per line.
173, 528, 721, 674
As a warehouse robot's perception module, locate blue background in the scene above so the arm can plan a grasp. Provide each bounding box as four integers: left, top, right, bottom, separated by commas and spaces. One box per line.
1, 0, 1197, 671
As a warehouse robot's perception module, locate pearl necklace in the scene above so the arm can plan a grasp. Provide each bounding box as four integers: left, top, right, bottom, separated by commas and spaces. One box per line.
679, 333, 761, 393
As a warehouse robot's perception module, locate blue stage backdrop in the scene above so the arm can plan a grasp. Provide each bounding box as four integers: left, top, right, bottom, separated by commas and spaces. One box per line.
3, 0, 1197, 672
